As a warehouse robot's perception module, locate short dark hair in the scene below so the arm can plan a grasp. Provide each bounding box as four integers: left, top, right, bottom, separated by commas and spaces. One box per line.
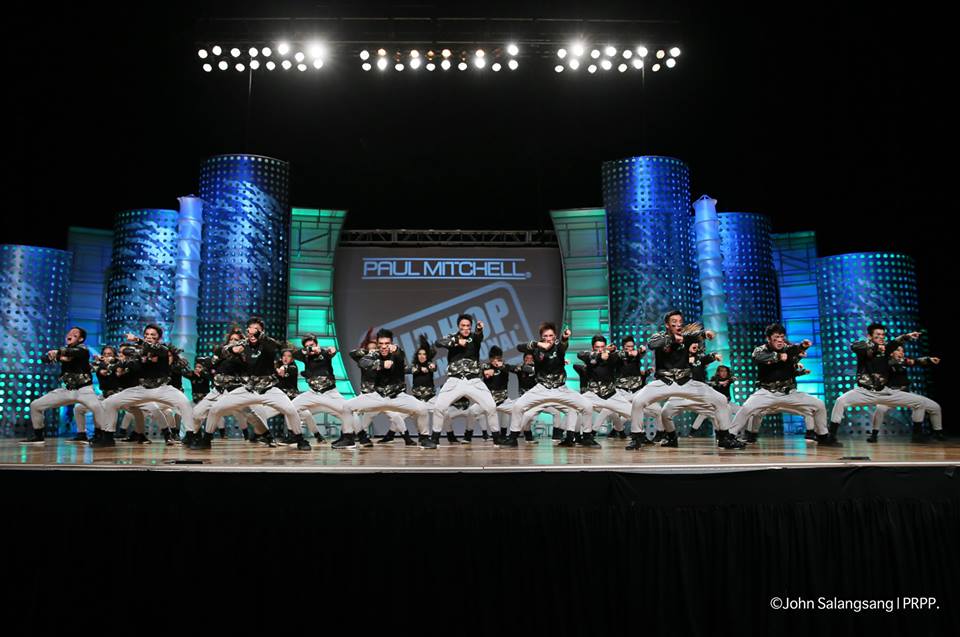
246, 317, 265, 331
68, 326, 87, 341
489, 345, 503, 358
457, 313, 473, 325
301, 334, 318, 347
621, 336, 635, 346
100, 345, 116, 356
538, 321, 557, 335
376, 328, 393, 341
592, 334, 607, 346
867, 322, 886, 336
280, 348, 295, 357
765, 323, 786, 338
144, 324, 163, 338
716, 365, 731, 376
663, 310, 683, 325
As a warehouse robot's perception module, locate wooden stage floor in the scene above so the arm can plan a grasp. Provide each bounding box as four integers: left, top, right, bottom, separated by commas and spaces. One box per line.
1, 435, 958, 473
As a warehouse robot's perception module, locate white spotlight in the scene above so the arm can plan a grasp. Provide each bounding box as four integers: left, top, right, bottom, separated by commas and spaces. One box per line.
362, 62, 372, 71
377, 48, 387, 57
557, 48, 567, 59
218, 60, 228, 70
441, 59, 451, 70
266, 60, 276, 70
282, 59, 292, 70
652, 63, 661, 72
474, 56, 485, 69
297, 63, 307, 72
236, 63, 245, 72
248, 47, 258, 58
458, 61, 468, 71
278, 42, 290, 56
569, 58, 580, 70
600, 59, 612, 71
656, 49, 665, 59
492, 62, 501, 72
587, 64, 597, 74
441, 48, 452, 58
590, 49, 600, 59
360, 49, 370, 60
572, 42, 585, 57
605, 46, 617, 57
308, 42, 324, 59
198, 49, 208, 59
230, 48, 241, 58
426, 62, 436, 71
395, 63, 404, 71
637, 46, 648, 57
410, 49, 420, 58
618, 63, 627, 72
211, 45, 222, 56
313, 58, 323, 69
670, 47, 681, 57
295, 51, 305, 62
377, 57, 388, 70
508, 59, 518, 70
623, 50, 633, 59
666, 58, 676, 68
202, 63, 212, 72
250, 60, 260, 70
476, 49, 485, 57
632, 58, 643, 69
261, 47, 272, 57
410, 58, 421, 69
554, 65, 564, 73
507, 43, 519, 56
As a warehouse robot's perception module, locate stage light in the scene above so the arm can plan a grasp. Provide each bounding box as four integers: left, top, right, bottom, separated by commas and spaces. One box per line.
605, 46, 617, 57
410, 57, 421, 69
492, 62, 501, 71
507, 43, 519, 56
441, 48, 451, 58
377, 48, 387, 57
230, 48, 241, 58
441, 59, 451, 70
211, 45, 222, 56
282, 59, 292, 70
377, 57, 388, 70
600, 59, 612, 70
632, 58, 643, 69
665, 57, 676, 68
458, 61, 468, 71
476, 49, 485, 57
294, 51, 305, 62
652, 63, 661, 72
554, 64, 564, 73
557, 48, 567, 59
590, 49, 600, 59
618, 63, 627, 72
248, 47, 258, 58
474, 56, 485, 69
410, 49, 420, 58
637, 46, 648, 57
198, 49, 208, 59
508, 59, 518, 70
261, 47, 272, 57
308, 42, 324, 59
266, 60, 276, 70
313, 58, 323, 69
250, 60, 260, 70
587, 64, 597, 73
623, 49, 633, 59
218, 60, 228, 70
670, 47, 681, 57
278, 42, 290, 56
362, 62, 372, 71
202, 63, 212, 72
395, 62, 404, 71
569, 58, 580, 70
572, 42, 584, 57
236, 63, 245, 72
297, 63, 307, 72
360, 49, 370, 60
656, 49, 666, 59
426, 62, 436, 71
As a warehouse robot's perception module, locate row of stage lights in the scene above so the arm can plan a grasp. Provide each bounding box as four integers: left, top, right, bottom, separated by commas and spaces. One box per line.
196, 41, 680, 74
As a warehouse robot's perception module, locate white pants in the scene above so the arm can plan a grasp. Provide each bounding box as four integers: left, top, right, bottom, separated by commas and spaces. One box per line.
191, 390, 268, 432
292, 389, 357, 433
467, 399, 516, 433
359, 409, 408, 434
120, 402, 172, 433
871, 394, 942, 430
206, 387, 301, 435
661, 398, 739, 433
630, 380, 729, 434
510, 384, 592, 433
102, 385, 193, 433
29, 386, 105, 430
346, 392, 429, 435
731, 389, 827, 435
432, 377, 497, 433
830, 387, 933, 424
520, 405, 567, 431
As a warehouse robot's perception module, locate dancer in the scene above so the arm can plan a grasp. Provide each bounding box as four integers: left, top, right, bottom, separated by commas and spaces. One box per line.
291, 335, 357, 445
348, 330, 404, 447
657, 340, 722, 447
867, 343, 942, 443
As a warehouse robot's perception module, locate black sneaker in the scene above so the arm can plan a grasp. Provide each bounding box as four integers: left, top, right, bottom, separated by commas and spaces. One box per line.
498, 432, 519, 448
133, 432, 151, 444
403, 433, 417, 446
652, 431, 666, 444
89, 429, 102, 445
816, 433, 842, 447
625, 433, 645, 450
182, 430, 196, 447
189, 432, 213, 450
248, 432, 259, 444
90, 430, 115, 448
70, 432, 88, 443
804, 430, 817, 441
162, 428, 177, 446
933, 430, 946, 442
911, 423, 926, 443
357, 431, 375, 448
578, 432, 601, 448
115, 428, 127, 439
294, 435, 311, 451
314, 432, 326, 444
461, 430, 473, 444
717, 432, 745, 449
242, 428, 250, 441
743, 431, 758, 444
616, 429, 628, 439
523, 430, 538, 444
446, 431, 460, 445
481, 430, 489, 440
123, 430, 138, 442
551, 428, 564, 441
557, 432, 577, 448
331, 433, 357, 450
20, 429, 45, 444
281, 431, 297, 446
257, 432, 278, 447
377, 430, 398, 444
418, 434, 437, 449
218, 428, 227, 439
659, 432, 679, 448
866, 431, 878, 443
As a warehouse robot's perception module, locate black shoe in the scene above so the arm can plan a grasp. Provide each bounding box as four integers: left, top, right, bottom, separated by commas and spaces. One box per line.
294, 434, 311, 451
866, 430, 878, 443
911, 423, 926, 443
828, 421, 840, 442
331, 433, 357, 449
133, 432, 151, 444
218, 428, 227, 439
90, 430, 115, 448
481, 430, 489, 440
257, 432, 278, 448
69, 432, 88, 443
172, 427, 181, 440
123, 430, 138, 442
617, 429, 628, 439
558, 432, 577, 448
182, 430, 196, 446
743, 431, 758, 444
933, 430, 946, 442
403, 433, 417, 446
578, 432, 601, 448
242, 428, 250, 441
718, 433, 745, 449
804, 430, 817, 441
280, 431, 296, 446
816, 433, 842, 447
357, 431, 375, 448
418, 434, 437, 449
461, 430, 473, 444
431, 431, 442, 447
314, 432, 326, 444
115, 428, 127, 439
498, 432, 520, 448
500, 427, 508, 437
552, 427, 564, 441
189, 432, 213, 450
523, 430, 538, 444
446, 431, 460, 445
378, 430, 398, 444
652, 431, 666, 444
89, 429, 102, 445
625, 433, 645, 450
247, 432, 259, 444
162, 428, 177, 446
659, 432, 679, 448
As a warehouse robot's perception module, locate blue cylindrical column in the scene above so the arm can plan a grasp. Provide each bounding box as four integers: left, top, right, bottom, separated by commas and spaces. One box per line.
171, 195, 204, 368
817, 252, 926, 436
0, 245, 72, 435
602, 156, 700, 346
692, 195, 729, 370
104, 209, 179, 345
197, 154, 290, 355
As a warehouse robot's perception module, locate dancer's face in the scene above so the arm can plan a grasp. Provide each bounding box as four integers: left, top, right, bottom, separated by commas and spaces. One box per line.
281, 351, 293, 365
592, 340, 606, 352
377, 337, 392, 356
65, 328, 83, 346
666, 314, 683, 336
458, 319, 472, 338
768, 333, 786, 350
869, 328, 886, 346
890, 347, 905, 362
623, 341, 635, 353
541, 329, 556, 346
143, 327, 160, 344
417, 350, 428, 363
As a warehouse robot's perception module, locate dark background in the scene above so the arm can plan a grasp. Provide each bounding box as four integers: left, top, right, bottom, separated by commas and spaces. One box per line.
6, 1, 949, 396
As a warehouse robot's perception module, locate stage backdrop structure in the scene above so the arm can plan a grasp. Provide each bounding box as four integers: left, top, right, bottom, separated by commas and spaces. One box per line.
169, 196, 204, 375
66, 227, 113, 356
0, 245, 72, 435
817, 252, 926, 436
692, 195, 730, 375
602, 156, 700, 348
196, 154, 291, 357
104, 209, 179, 346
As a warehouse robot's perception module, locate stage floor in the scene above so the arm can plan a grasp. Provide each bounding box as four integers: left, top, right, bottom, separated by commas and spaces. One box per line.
1, 435, 958, 473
